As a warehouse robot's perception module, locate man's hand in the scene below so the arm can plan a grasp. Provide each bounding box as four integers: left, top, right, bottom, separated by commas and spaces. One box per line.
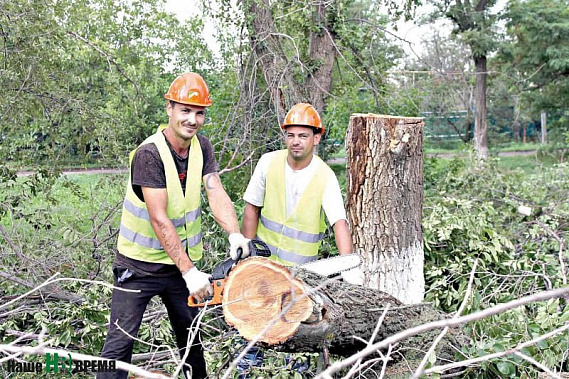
183, 267, 213, 303
228, 233, 250, 260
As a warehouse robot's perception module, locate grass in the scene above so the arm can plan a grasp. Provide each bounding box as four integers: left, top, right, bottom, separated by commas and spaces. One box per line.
4, 154, 127, 172
330, 140, 564, 158
489, 141, 543, 152
329, 152, 562, 190
494, 154, 561, 172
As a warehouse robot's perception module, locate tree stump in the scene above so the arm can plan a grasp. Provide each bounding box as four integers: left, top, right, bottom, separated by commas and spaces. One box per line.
346, 114, 425, 304
222, 257, 462, 366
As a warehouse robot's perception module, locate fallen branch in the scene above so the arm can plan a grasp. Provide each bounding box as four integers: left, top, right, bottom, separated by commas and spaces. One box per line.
316, 286, 569, 378
0, 273, 139, 311
514, 351, 561, 379
424, 322, 569, 376
0, 271, 83, 304
533, 220, 567, 286
412, 259, 479, 378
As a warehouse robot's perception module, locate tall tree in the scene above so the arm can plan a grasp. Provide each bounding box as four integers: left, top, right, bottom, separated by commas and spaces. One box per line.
426, 0, 501, 158
204, 0, 401, 141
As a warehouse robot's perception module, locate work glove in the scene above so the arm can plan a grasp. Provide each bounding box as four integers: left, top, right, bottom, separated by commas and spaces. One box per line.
228, 233, 250, 260
183, 267, 213, 303
341, 267, 365, 285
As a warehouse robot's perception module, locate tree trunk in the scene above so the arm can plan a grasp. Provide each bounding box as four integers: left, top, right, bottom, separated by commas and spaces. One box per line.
247, 0, 304, 120
222, 257, 462, 366
541, 112, 547, 144
345, 114, 424, 304
306, 2, 337, 113
247, 0, 337, 120
474, 56, 489, 159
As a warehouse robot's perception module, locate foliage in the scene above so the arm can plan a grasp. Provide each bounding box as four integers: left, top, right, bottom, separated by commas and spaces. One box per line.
496, 0, 569, 136
0, 169, 125, 359
0, 0, 214, 167
423, 156, 569, 376
202, 0, 406, 163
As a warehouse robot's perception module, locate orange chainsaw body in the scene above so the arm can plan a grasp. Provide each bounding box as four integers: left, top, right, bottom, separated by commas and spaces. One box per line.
188, 278, 225, 307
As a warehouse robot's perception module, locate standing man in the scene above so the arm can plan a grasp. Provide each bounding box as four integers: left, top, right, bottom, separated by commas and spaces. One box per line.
242, 102, 354, 265
98, 72, 250, 379
238, 103, 359, 377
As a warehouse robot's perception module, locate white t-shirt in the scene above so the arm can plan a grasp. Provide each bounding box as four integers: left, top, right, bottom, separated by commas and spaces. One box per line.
243, 151, 347, 226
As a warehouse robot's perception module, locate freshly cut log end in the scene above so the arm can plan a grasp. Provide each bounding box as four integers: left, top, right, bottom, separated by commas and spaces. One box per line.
222, 257, 313, 344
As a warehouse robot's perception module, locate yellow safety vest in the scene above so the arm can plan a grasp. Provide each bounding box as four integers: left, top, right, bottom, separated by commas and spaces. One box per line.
117, 125, 203, 263
256, 149, 332, 266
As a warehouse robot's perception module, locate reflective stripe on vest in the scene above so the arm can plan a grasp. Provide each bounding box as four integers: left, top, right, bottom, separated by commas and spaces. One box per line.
117, 125, 203, 264
256, 149, 332, 266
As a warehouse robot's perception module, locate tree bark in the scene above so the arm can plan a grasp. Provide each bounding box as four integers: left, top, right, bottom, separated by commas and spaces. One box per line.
247, 0, 338, 118
247, 0, 303, 120
222, 257, 462, 369
345, 114, 424, 304
306, 3, 337, 113
474, 56, 489, 159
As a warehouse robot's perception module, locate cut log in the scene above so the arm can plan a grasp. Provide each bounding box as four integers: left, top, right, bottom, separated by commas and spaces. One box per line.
222, 257, 314, 344
222, 257, 463, 365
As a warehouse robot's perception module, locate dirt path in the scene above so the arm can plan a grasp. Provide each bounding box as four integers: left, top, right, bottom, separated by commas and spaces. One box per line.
428, 150, 537, 159
15, 150, 539, 176
327, 150, 538, 165
16, 167, 128, 177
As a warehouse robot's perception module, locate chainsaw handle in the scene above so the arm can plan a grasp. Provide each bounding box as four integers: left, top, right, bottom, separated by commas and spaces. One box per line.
188, 278, 225, 307
249, 239, 271, 257
236, 247, 243, 261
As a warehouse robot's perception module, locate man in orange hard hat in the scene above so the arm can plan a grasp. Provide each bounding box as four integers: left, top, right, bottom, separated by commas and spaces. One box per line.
98, 73, 250, 379
242, 103, 354, 266
238, 103, 360, 376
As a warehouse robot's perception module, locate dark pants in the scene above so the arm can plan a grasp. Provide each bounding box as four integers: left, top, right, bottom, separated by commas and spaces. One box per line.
235, 339, 309, 378
97, 267, 207, 379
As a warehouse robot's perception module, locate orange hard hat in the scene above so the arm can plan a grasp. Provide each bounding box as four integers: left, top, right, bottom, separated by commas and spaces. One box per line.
164, 72, 213, 107
281, 103, 324, 134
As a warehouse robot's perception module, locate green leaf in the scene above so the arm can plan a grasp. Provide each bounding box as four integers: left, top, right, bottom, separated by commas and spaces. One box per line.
496, 361, 514, 375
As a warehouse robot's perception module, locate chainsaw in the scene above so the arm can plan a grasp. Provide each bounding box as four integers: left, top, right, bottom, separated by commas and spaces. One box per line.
188, 239, 362, 307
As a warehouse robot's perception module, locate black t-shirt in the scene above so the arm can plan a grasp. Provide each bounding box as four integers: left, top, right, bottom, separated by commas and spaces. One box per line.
115, 132, 219, 276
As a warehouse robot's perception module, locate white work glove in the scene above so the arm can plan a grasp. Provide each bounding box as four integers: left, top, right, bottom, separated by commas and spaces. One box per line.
228, 233, 250, 260
183, 267, 213, 303
341, 267, 365, 285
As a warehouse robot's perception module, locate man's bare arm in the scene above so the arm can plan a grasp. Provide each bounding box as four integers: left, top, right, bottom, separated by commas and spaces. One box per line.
333, 219, 354, 255
142, 187, 194, 273
241, 202, 261, 239
203, 172, 240, 234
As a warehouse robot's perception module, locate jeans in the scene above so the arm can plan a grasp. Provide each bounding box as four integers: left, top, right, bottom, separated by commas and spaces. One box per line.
235, 341, 264, 379
97, 267, 207, 379
235, 339, 309, 378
